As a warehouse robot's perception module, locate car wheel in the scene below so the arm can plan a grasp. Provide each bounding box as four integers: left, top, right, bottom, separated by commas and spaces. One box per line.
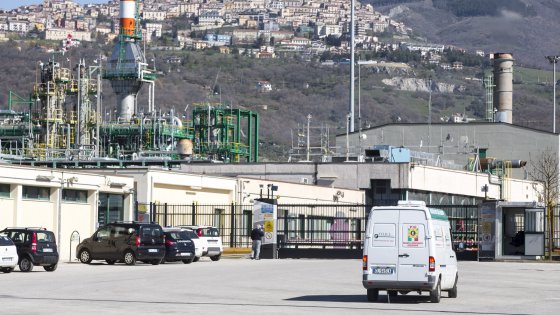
123, 251, 136, 265
448, 274, 458, 298
210, 255, 221, 261
79, 249, 92, 264
183, 258, 194, 264
430, 279, 442, 303
193, 256, 200, 262
43, 264, 58, 272
106, 260, 116, 265
367, 289, 379, 302
151, 259, 160, 265
19, 257, 34, 272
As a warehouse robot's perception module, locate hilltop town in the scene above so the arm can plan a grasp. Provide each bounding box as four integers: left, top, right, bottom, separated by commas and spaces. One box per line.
0, 0, 484, 66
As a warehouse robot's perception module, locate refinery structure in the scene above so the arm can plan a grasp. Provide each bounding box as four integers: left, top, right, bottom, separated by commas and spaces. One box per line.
0, 0, 259, 165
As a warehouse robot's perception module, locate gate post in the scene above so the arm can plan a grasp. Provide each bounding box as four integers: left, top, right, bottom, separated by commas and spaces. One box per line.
230, 202, 235, 247
164, 203, 168, 227
150, 202, 155, 223
191, 202, 196, 225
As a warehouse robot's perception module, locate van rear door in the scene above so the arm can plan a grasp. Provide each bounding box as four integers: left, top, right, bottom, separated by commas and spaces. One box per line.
398, 209, 430, 282
366, 209, 399, 282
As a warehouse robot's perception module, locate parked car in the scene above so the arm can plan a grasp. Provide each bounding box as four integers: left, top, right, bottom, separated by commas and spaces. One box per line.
179, 225, 223, 261
182, 228, 204, 262
0, 235, 18, 273
0, 227, 59, 272
76, 222, 165, 266
161, 228, 196, 264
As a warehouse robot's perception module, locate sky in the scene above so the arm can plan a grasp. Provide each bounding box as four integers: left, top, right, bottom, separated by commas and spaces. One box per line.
1, 1, 109, 10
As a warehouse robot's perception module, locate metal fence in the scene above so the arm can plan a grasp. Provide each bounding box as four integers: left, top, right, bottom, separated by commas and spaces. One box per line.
141, 202, 478, 249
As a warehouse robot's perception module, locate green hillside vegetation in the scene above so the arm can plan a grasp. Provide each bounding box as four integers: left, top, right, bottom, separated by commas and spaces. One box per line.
431, 0, 537, 17
0, 41, 555, 160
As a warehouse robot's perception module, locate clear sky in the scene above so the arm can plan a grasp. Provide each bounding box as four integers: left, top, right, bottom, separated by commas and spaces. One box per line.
1, 1, 109, 10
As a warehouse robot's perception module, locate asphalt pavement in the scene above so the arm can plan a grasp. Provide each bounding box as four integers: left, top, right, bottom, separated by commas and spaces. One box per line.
0, 258, 559, 314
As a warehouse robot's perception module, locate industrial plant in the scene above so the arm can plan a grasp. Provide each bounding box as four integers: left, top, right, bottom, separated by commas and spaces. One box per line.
0, 0, 259, 166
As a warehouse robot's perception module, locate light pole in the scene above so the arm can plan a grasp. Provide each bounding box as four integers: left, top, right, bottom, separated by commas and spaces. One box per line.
346, 113, 351, 161
546, 56, 559, 133
349, 0, 355, 133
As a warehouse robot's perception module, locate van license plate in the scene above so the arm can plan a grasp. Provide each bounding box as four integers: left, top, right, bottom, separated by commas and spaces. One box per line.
373, 267, 394, 274
148, 249, 158, 253
2, 257, 12, 261
43, 248, 53, 253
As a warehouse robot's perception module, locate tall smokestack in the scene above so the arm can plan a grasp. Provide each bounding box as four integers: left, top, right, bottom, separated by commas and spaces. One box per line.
120, 0, 136, 36
492, 53, 514, 124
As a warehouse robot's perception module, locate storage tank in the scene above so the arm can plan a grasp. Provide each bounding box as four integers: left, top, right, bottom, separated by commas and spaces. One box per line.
177, 139, 193, 159
492, 53, 514, 124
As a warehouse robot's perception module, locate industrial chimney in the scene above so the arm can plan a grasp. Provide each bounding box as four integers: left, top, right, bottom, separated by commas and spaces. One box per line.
104, 0, 155, 122
491, 53, 514, 124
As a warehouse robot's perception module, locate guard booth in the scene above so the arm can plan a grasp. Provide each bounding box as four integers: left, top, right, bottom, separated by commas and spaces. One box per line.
478, 201, 545, 260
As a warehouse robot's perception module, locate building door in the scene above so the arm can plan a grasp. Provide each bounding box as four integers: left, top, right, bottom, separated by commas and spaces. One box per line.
524, 208, 545, 256
98, 193, 124, 225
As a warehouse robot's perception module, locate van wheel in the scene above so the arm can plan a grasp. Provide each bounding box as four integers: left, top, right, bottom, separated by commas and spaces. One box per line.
19, 257, 34, 272
367, 289, 379, 302
79, 249, 92, 264
2, 267, 14, 273
210, 255, 221, 261
123, 251, 136, 265
193, 257, 200, 262
448, 274, 458, 298
430, 279, 441, 303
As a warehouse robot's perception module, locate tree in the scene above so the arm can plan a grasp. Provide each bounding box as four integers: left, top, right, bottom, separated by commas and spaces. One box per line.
529, 150, 559, 260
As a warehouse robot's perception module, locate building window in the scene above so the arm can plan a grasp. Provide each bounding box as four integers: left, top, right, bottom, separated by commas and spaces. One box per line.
22, 186, 50, 200
0, 183, 10, 197
63, 189, 88, 203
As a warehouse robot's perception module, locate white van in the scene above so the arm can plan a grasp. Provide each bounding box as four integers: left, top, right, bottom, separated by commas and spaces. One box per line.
362, 200, 458, 303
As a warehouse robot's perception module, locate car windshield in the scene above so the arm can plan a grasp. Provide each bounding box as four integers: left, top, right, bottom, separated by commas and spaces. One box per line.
0, 235, 13, 246
201, 227, 219, 237
166, 231, 190, 241
141, 226, 163, 240
36, 232, 54, 243
183, 230, 199, 239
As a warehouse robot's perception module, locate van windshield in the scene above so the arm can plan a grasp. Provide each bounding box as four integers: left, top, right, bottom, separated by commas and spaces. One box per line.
140, 226, 163, 244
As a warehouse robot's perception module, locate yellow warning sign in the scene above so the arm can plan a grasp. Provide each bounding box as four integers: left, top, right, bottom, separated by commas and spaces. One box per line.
264, 221, 274, 233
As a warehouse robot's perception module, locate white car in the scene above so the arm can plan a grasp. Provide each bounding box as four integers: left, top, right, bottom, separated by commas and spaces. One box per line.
180, 225, 223, 261
0, 235, 18, 273
182, 228, 204, 262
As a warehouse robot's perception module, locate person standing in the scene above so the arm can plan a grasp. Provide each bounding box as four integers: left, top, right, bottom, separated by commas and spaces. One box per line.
250, 224, 264, 260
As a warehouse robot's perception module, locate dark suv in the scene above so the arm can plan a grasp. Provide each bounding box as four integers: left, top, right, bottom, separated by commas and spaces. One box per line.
0, 227, 59, 272
76, 222, 165, 265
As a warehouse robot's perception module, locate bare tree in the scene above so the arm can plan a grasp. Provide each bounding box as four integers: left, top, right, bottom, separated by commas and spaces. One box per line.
529, 150, 559, 260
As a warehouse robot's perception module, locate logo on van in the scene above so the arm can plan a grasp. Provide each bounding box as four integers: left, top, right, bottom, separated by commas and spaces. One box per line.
407, 226, 419, 242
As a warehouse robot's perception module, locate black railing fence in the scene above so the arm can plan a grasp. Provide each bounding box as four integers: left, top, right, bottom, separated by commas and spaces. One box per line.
140, 202, 482, 250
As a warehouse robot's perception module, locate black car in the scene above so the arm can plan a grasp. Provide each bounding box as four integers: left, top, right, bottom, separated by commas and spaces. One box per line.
76, 222, 165, 266
162, 228, 196, 264
0, 227, 59, 272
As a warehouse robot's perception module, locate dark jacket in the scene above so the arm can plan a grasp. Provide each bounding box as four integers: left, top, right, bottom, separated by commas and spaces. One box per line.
250, 228, 264, 241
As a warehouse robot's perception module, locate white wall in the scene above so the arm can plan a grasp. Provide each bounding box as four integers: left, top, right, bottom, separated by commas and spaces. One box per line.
0, 165, 134, 261
409, 165, 539, 202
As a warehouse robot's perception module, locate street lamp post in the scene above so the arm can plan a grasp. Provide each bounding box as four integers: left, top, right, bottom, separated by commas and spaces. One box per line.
546, 56, 560, 133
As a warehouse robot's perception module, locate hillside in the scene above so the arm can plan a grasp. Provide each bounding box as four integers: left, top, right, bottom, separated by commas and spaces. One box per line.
371, 0, 560, 69
0, 40, 556, 161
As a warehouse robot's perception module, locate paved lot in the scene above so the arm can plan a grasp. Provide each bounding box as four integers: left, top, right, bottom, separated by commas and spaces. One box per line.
1, 258, 559, 314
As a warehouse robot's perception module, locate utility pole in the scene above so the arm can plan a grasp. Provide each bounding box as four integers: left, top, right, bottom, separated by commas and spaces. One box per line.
349, 0, 355, 133
546, 56, 559, 133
